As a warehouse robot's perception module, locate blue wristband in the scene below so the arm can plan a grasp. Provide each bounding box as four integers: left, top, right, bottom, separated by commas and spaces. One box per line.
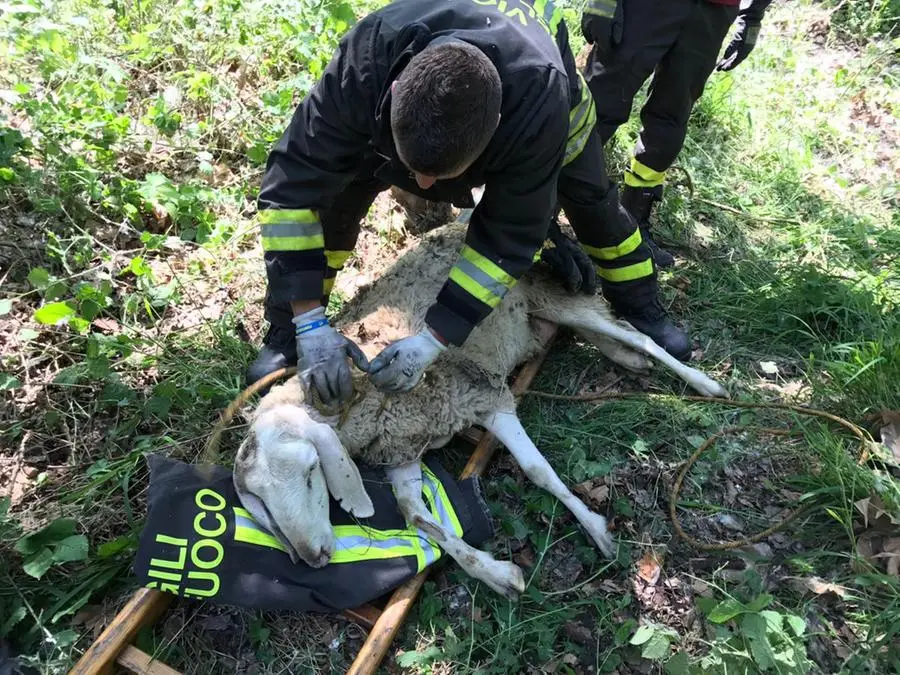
295, 318, 329, 335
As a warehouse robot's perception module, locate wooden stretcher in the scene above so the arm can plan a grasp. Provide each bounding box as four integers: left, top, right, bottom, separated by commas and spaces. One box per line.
69, 320, 558, 675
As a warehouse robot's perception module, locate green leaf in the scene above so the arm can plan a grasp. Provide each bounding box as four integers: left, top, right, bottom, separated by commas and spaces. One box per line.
0, 605, 27, 638
18, 328, 39, 341
15, 518, 77, 554
747, 593, 774, 612
630, 625, 655, 646
27, 267, 50, 289
742, 613, 776, 671
641, 631, 673, 661
0, 373, 21, 390
759, 610, 784, 634
785, 614, 806, 637
665, 651, 690, 675
397, 646, 443, 667
52, 534, 89, 563
34, 301, 75, 325
98, 535, 134, 558
0, 298, 12, 315
52, 629, 79, 647
22, 548, 54, 579
707, 598, 748, 624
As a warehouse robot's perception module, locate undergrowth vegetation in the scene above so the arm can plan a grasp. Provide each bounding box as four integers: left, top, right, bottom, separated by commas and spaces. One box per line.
1, 0, 898, 673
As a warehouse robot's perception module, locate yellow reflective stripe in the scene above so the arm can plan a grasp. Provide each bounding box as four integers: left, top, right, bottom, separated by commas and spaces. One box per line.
563, 75, 596, 166
548, 7, 564, 34
449, 267, 503, 308
325, 250, 352, 269
234, 523, 286, 551
460, 246, 515, 288
423, 465, 464, 537
584, 0, 616, 18
596, 259, 655, 282
258, 208, 318, 224
261, 234, 324, 252
533, 248, 543, 263
582, 228, 642, 261
234, 507, 251, 519
624, 158, 666, 188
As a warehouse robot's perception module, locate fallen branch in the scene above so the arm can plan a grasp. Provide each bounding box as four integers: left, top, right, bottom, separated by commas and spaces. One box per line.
695, 197, 804, 226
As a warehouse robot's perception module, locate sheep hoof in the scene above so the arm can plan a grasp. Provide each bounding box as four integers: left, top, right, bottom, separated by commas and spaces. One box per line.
479, 561, 526, 601
580, 513, 616, 559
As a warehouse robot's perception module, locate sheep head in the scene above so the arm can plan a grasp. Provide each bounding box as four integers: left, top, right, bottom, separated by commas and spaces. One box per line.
234, 380, 375, 567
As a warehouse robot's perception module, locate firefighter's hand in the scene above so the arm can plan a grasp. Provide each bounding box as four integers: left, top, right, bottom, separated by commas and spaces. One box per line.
717, 17, 761, 72
581, 0, 623, 59
293, 307, 369, 406
541, 220, 598, 296
369, 328, 447, 394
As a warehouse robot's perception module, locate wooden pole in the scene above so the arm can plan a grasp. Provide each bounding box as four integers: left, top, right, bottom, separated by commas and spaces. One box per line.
69, 588, 173, 675
346, 320, 558, 675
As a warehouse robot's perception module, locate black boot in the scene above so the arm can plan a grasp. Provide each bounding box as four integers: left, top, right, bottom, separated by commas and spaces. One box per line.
604, 280, 692, 362
246, 324, 297, 387
246, 293, 298, 387
621, 185, 675, 269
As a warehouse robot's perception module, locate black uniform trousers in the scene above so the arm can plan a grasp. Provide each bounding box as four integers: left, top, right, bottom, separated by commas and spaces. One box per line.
585, 0, 739, 188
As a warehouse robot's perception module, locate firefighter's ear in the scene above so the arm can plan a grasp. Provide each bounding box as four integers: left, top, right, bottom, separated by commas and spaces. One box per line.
308, 422, 375, 519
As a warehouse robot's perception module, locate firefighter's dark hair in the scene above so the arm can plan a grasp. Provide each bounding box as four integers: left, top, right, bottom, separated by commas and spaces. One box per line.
391, 41, 501, 177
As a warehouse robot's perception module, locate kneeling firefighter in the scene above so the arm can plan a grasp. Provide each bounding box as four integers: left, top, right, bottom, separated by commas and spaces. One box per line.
249, 0, 693, 406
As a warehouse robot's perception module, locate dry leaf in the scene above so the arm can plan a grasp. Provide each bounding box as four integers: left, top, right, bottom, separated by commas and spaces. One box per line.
878, 411, 900, 465
92, 317, 121, 334
636, 551, 663, 585
802, 576, 849, 598
854, 496, 900, 529
856, 532, 900, 576
562, 654, 579, 666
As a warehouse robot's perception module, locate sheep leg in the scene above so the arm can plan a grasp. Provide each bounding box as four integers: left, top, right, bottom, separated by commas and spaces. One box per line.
534, 305, 728, 398
481, 411, 616, 558
386, 462, 525, 600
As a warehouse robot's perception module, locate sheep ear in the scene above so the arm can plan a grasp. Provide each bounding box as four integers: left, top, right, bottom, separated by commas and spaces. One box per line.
308, 423, 375, 518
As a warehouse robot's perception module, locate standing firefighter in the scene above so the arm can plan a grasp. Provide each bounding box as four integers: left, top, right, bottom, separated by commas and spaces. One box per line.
582, 0, 772, 266
249, 0, 693, 404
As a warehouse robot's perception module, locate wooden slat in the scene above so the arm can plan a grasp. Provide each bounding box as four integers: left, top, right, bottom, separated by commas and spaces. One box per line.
69, 588, 173, 675
347, 319, 558, 675
116, 646, 182, 675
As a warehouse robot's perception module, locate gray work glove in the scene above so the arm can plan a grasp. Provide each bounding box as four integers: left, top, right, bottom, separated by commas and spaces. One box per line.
540, 218, 598, 295
293, 306, 369, 406
581, 0, 624, 61
717, 15, 762, 71
369, 328, 447, 394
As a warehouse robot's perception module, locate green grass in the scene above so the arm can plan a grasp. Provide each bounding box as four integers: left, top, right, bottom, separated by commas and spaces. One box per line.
1, 0, 899, 673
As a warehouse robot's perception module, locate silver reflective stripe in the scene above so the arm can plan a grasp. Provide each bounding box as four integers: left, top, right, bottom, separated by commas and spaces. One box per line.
334, 535, 413, 553
455, 257, 509, 299
261, 221, 322, 239
422, 472, 455, 532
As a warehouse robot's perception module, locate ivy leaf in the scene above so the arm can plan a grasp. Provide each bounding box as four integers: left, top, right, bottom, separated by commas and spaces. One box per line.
52, 534, 89, 563
742, 613, 777, 671
785, 614, 806, 637
22, 548, 54, 579
34, 301, 75, 325
15, 518, 77, 555
0, 373, 21, 390
0, 298, 12, 315
641, 631, 673, 661
630, 624, 655, 646
665, 651, 690, 675
707, 598, 748, 623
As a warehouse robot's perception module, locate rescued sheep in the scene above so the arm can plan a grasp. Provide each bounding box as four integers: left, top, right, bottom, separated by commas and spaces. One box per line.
235, 221, 727, 598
